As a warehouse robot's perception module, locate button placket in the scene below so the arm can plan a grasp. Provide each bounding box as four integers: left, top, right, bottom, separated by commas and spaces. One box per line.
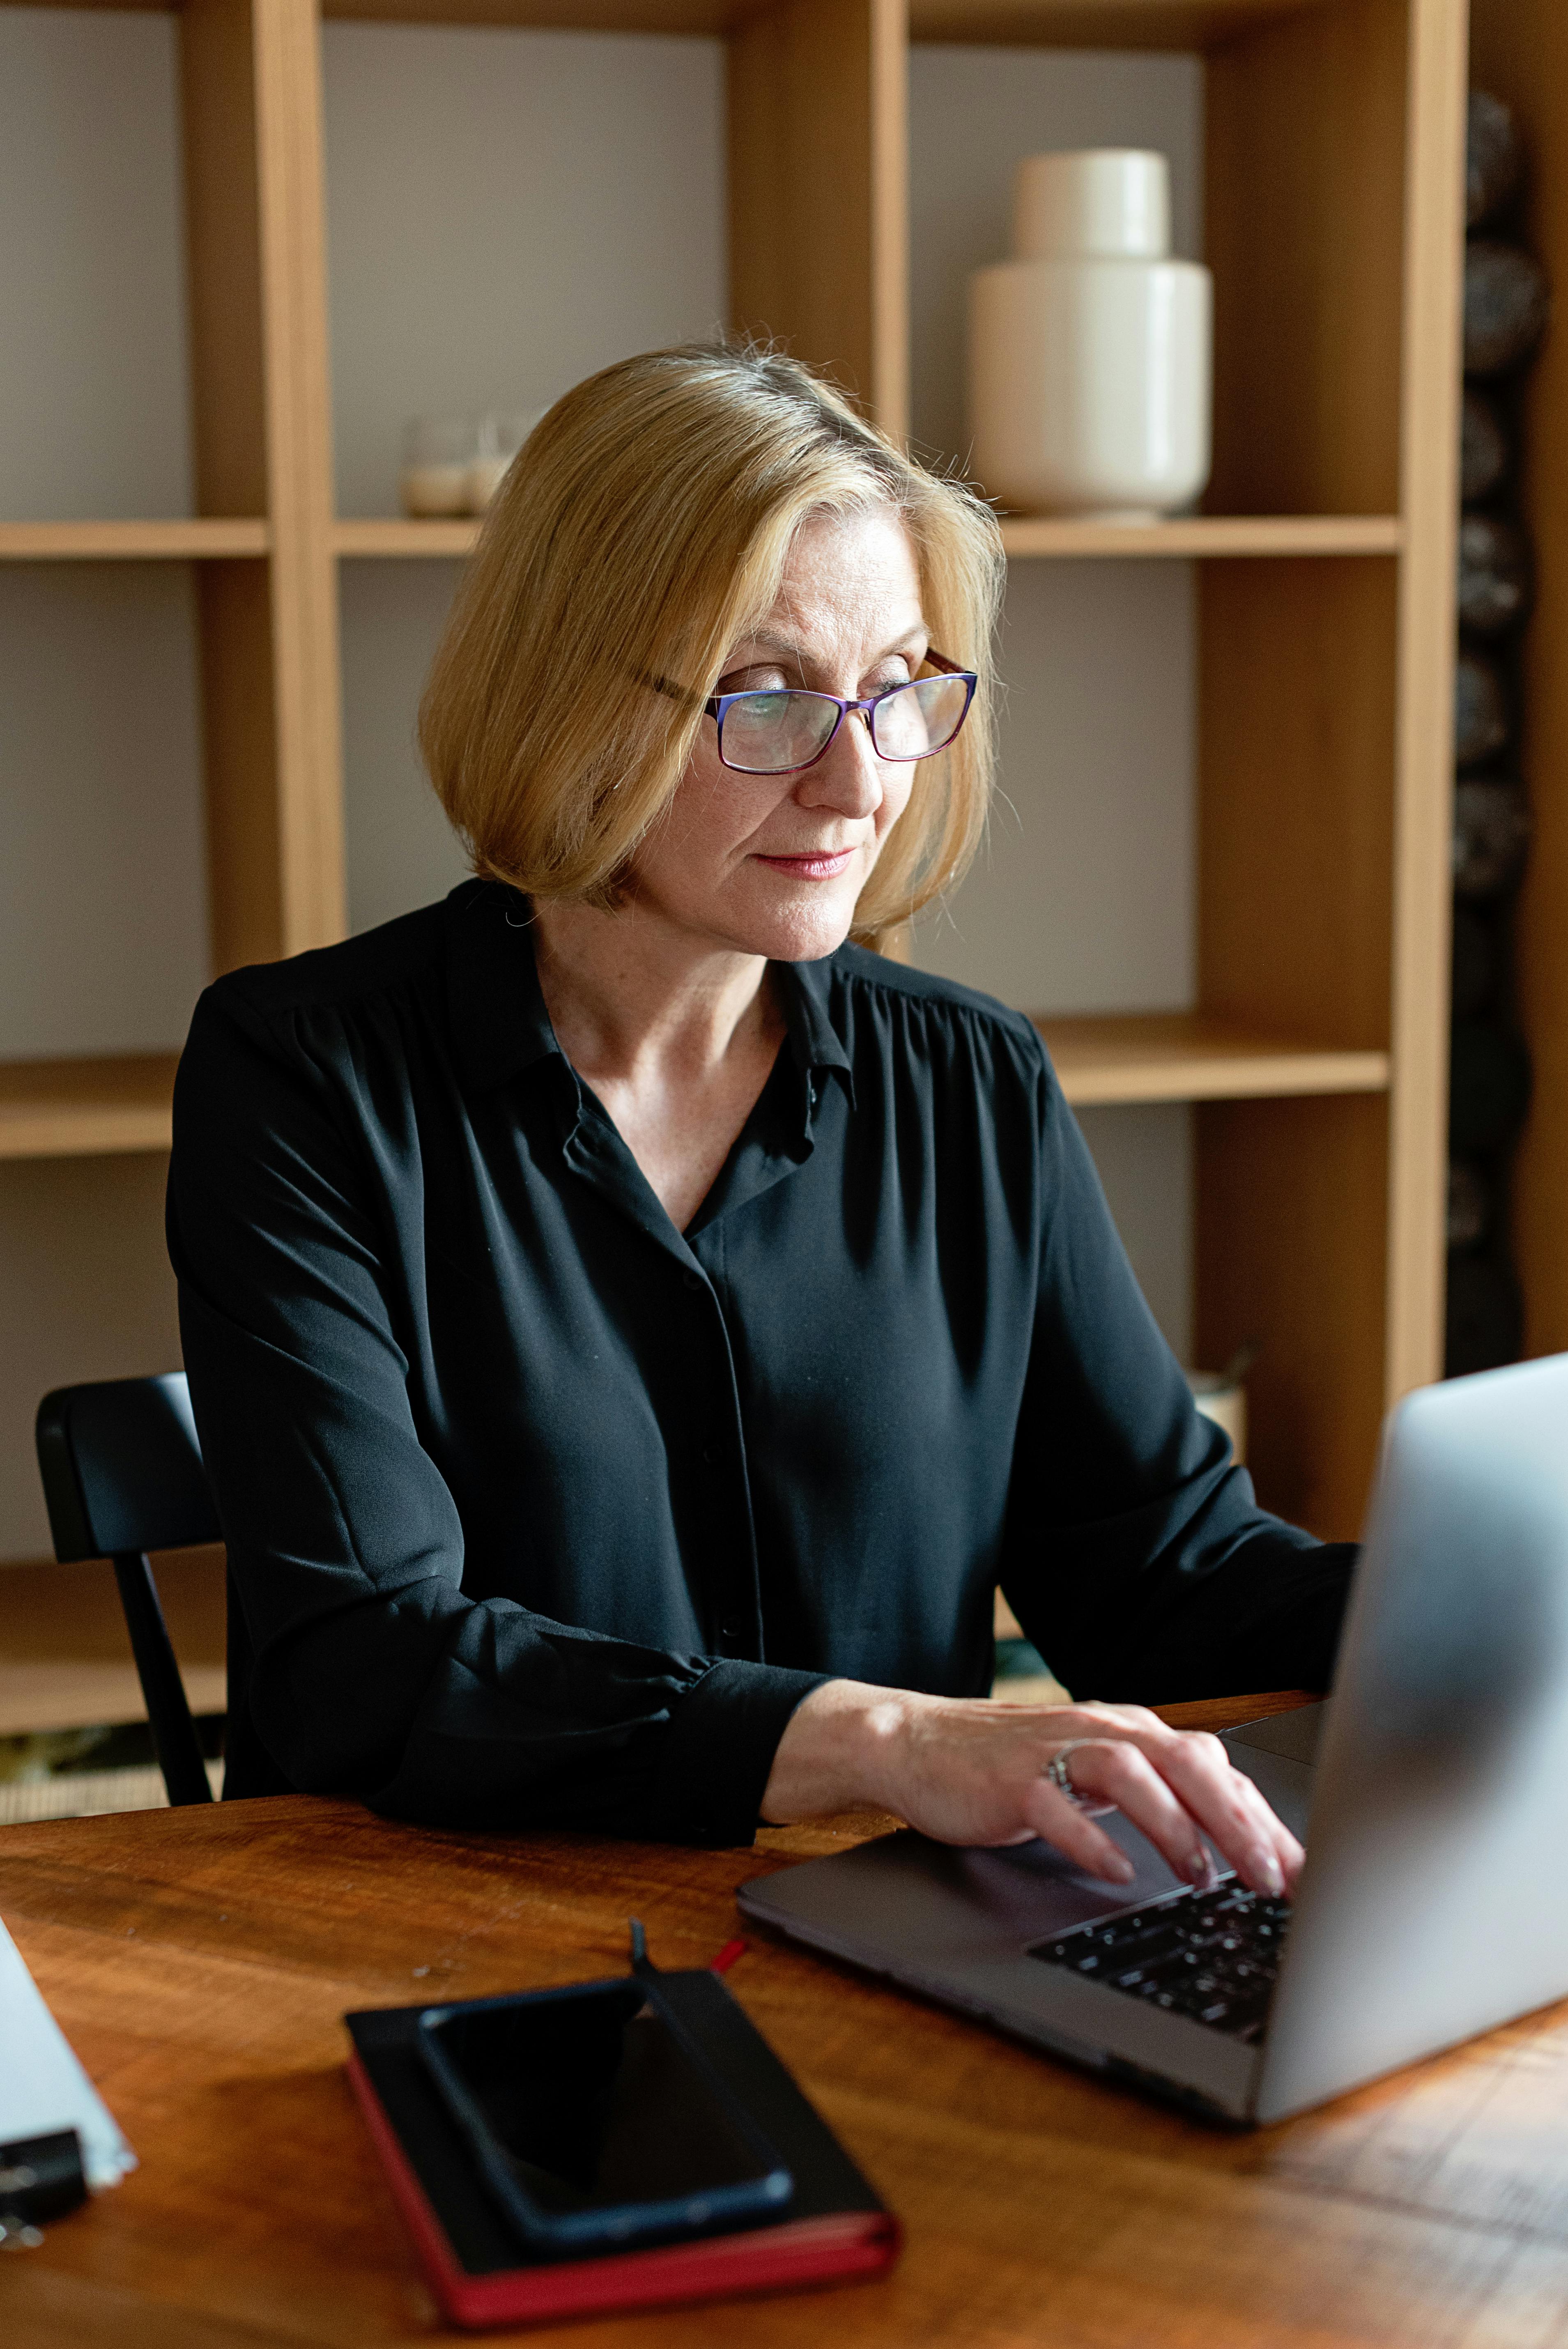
683, 1238, 764, 1662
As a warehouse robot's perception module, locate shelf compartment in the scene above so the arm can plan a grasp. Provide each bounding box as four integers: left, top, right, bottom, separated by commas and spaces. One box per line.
0, 521, 269, 562
333, 518, 481, 558
333, 517, 1404, 564
1001, 516, 1402, 560
1036, 1013, 1390, 1106
316, 0, 1316, 44
323, 0, 752, 31
0, 1055, 178, 1161
910, 0, 1317, 43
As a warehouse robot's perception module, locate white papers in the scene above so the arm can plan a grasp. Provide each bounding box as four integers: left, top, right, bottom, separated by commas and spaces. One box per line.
0, 1914, 135, 2190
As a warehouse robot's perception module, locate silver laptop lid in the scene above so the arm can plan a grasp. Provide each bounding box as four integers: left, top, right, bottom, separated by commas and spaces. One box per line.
1256, 1352, 1568, 2121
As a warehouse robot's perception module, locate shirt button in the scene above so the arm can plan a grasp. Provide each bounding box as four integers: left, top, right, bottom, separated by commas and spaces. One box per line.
702, 1443, 723, 1466
683, 1269, 703, 1292
720, 1620, 743, 1643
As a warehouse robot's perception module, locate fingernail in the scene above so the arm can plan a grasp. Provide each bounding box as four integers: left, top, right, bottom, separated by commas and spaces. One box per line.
1251, 1846, 1284, 1896
1181, 1849, 1213, 1887
1098, 1850, 1136, 1884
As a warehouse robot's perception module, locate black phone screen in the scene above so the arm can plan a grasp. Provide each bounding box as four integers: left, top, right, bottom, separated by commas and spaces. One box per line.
420, 1984, 784, 2229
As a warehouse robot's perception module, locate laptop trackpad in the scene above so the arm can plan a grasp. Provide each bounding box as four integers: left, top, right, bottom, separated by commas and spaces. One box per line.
1223, 1701, 1326, 1767
1219, 1704, 1323, 1844
960, 1809, 1189, 1938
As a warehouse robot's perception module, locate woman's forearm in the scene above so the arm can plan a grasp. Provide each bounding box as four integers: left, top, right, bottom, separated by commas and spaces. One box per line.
761, 1678, 909, 1819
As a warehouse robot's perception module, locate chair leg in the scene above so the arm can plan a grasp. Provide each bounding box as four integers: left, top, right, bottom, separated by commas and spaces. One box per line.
111, 1553, 214, 1807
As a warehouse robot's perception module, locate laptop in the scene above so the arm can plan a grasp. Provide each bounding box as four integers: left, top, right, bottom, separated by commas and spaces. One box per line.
739, 1353, 1568, 2124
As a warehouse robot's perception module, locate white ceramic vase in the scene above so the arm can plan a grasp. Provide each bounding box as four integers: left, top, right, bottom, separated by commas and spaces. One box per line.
968, 150, 1212, 520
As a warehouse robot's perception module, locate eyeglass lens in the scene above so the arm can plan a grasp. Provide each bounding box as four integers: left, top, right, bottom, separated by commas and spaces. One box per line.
718, 672, 972, 776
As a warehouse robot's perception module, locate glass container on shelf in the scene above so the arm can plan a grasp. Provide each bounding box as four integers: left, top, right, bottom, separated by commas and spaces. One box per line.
399, 416, 478, 518
467, 411, 545, 512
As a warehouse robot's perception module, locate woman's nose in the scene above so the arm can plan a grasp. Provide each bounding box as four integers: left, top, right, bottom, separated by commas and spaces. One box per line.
796, 707, 883, 818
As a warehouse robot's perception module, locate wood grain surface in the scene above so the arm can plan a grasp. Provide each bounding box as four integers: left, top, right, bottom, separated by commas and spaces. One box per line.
1384, 0, 1467, 1411
4, 1693, 1567, 2348
0, 1056, 178, 1163
728, 0, 907, 432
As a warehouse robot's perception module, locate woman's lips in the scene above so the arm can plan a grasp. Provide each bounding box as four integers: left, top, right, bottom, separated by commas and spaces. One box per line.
754, 848, 856, 880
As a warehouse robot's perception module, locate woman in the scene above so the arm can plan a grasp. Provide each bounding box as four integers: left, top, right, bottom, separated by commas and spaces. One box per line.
169, 343, 1352, 1899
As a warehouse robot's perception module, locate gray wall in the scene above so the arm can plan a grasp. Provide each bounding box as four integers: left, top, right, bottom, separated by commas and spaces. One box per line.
321, 21, 728, 517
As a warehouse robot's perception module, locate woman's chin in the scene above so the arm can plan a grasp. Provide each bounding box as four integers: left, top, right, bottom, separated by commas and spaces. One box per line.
733, 877, 864, 964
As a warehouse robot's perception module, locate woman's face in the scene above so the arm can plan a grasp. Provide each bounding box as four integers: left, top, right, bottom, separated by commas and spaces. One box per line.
628, 504, 927, 964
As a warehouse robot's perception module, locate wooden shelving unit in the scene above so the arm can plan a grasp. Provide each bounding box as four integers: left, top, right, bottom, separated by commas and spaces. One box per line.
0, 1057, 179, 1162
1037, 1016, 1390, 1108
1000, 515, 1404, 559
335, 513, 1406, 563
331, 517, 479, 557
0, 520, 270, 561
1, 0, 1467, 1545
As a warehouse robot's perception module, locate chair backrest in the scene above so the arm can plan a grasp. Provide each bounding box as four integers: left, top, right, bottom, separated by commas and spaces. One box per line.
35, 1375, 221, 1807
36, 1374, 219, 1563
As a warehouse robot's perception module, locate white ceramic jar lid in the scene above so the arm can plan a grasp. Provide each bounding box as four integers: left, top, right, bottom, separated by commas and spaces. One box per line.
1012, 150, 1171, 261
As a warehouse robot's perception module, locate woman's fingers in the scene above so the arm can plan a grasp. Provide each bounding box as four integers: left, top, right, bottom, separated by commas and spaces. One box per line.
1030, 1718, 1303, 1898
1021, 1779, 1137, 1885
1034, 1740, 1223, 1891
1129, 1726, 1304, 1894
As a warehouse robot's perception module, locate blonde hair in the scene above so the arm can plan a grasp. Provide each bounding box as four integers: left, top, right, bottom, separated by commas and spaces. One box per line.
418, 342, 1004, 944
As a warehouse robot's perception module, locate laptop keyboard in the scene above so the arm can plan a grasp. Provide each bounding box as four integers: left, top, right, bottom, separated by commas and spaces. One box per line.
1028, 1884, 1292, 2044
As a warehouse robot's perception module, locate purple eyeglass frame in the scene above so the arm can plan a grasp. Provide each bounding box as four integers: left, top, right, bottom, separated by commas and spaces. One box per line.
702, 649, 978, 776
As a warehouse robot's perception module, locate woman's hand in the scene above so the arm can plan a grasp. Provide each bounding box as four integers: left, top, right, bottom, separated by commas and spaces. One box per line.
760, 1682, 1300, 1898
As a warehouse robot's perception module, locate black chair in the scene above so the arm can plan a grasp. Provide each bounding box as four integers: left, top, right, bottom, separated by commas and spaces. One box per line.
35, 1374, 220, 1807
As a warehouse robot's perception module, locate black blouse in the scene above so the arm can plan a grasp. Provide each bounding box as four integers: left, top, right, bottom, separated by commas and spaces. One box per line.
168, 879, 1353, 1839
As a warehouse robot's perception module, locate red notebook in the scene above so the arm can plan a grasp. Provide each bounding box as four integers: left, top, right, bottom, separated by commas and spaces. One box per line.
344, 1967, 901, 2330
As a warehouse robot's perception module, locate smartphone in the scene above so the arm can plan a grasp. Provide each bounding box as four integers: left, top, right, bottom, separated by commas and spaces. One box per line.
416, 1979, 794, 2257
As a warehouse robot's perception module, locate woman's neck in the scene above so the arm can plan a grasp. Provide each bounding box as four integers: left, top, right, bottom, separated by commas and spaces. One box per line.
530, 894, 776, 1088
528, 896, 787, 1232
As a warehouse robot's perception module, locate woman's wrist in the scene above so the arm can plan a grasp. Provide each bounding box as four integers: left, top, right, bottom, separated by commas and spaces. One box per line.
759, 1677, 917, 1821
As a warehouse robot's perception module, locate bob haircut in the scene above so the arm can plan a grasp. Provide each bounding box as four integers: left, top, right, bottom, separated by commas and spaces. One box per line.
419, 342, 1005, 945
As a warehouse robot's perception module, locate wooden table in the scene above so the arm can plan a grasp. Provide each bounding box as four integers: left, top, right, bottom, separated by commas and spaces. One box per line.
4, 1694, 1568, 2348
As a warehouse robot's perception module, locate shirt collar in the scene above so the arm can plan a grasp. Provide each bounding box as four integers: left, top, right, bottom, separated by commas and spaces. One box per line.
444, 877, 856, 1099
773, 952, 855, 1103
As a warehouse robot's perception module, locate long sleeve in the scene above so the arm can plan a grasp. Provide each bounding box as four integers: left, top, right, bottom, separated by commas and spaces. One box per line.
167, 978, 822, 1840
999, 1053, 1355, 1703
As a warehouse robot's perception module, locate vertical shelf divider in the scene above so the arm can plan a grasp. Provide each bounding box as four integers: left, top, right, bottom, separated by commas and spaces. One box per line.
254, 0, 346, 958
182, 0, 345, 978
729, 0, 909, 434
183, 0, 283, 975
1191, 0, 1462, 1536
1384, 0, 1467, 1407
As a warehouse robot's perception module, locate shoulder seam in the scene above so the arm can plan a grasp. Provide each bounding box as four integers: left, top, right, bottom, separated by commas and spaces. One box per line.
831, 947, 1043, 1041
205, 908, 446, 1023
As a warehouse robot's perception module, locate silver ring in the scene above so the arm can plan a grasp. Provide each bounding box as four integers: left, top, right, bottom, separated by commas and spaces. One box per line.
1042, 1739, 1117, 1818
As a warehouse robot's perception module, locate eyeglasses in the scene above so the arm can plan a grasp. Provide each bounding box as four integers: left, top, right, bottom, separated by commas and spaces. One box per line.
702, 650, 978, 777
